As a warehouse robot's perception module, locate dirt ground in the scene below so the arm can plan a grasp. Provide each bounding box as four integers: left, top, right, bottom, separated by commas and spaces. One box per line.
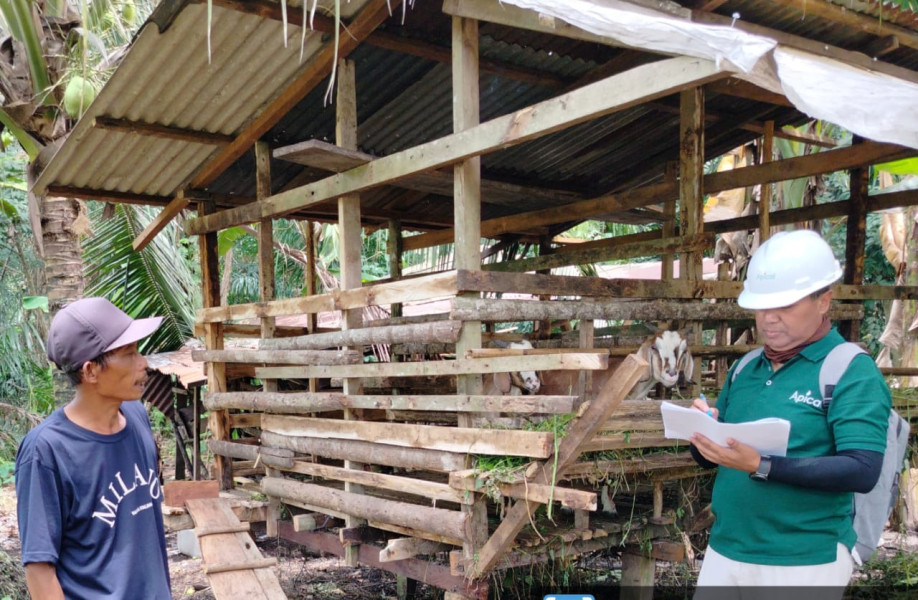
3, 479, 918, 600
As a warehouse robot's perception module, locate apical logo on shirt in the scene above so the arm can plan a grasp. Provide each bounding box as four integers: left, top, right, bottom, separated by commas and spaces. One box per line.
789, 389, 822, 409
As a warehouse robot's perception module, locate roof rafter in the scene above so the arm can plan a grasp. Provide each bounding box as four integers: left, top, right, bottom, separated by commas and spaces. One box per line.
184, 56, 729, 235
92, 116, 235, 145
187, 0, 398, 190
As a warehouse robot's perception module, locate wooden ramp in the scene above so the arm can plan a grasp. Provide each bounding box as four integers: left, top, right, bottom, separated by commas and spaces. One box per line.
185, 498, 286, 600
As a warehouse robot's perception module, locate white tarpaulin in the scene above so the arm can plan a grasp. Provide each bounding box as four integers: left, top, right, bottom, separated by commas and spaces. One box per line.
502, 0, 918, 149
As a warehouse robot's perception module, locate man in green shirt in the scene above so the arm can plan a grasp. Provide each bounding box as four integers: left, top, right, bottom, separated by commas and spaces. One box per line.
691, 229, 890, 592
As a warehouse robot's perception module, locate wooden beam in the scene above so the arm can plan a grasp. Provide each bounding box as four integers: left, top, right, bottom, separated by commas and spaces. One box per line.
188, 0, 397, 189
204, 391, 578, 414
256, 352, 608, 380
132, 190, 192, 251
706, 79, 794, 108
283, 460, 467, 505
262, 319, 462, 350
263, 477, 471, 542
273, 139, 583, 208
469, 354, 648, 577
185, 56, 727, 234
450, 296, 865, 322
278, 525, 488, 599
453, 269, 918, 302
92, 115, 234, 145
681, 86, 705, 283
482, 232, 713, 272
46, 185, 175, 207
262, 431, 468, 473
366, 29, 568, 88
196, 270, 458, 323
863, 35, 900, 58
191, 349, 361, 365
402, 141, 913, 252
261, 415, 556, 458
379, 538, 454, 563
448, 471, 597, 510
768, 0, 918, 52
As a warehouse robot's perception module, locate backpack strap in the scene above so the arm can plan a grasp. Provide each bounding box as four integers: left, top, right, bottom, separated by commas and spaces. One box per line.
820, 342, 867, 413
731, 347, 764, 384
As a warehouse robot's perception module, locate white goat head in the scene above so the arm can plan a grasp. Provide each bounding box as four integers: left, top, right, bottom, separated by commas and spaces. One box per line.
643, 330, 693, 389
508, 340, 540, 394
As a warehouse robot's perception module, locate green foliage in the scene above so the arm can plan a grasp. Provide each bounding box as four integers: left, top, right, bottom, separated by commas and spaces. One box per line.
83, 203, 197, 354
0, 461, 14, 486
0, 142, 54, 461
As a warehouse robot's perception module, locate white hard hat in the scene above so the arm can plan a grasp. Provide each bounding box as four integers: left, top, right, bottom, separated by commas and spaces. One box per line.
738, 230, 843, 310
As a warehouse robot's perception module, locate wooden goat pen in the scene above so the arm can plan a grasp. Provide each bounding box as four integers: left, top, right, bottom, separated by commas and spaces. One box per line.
193, 266, 902, 597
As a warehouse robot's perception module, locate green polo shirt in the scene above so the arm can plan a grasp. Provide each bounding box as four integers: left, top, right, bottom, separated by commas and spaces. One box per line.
708, 329, 890, 566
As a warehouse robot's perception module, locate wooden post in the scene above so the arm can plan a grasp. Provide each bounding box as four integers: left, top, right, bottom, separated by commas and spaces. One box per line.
452, 15, 489, 584
759, 121, 774, 242
304, 220, 318, 393
661, 161, 678, 281
336, 57, 366, 567
842, 136, 868, 341
621, 550, 655, 600
255, 140, 281, 536
680, 88, 705, 396
579, 319, 594, 404
715, 260, 731, 388
199, 200, 232, 490
387, 219, 403, 318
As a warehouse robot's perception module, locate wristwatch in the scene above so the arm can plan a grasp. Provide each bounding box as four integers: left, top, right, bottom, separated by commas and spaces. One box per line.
749, 456, 772, 482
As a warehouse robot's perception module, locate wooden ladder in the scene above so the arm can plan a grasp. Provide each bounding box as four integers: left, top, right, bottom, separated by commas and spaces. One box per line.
185, 498, 286, 599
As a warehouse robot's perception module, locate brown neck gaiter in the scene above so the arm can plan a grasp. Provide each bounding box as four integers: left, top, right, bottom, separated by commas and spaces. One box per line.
763, 316, 832, 364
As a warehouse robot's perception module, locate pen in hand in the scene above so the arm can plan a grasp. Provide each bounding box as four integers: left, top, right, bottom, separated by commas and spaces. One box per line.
700, 393, 714, 418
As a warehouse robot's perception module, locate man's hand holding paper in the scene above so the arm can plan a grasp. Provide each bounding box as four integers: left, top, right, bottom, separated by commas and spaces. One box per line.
660, 401, 791, 457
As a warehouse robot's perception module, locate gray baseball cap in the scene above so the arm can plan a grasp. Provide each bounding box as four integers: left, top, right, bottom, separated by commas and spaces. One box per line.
46, 297, 163, 371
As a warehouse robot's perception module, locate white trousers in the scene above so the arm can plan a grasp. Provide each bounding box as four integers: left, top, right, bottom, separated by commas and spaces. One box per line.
694, 543, 854, 600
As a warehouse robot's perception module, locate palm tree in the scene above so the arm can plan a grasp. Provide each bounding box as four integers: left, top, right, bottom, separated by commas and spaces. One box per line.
0, 0, 153, 403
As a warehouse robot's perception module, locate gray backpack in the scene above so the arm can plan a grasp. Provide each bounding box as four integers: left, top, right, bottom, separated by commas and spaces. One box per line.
731, 343, 909, 565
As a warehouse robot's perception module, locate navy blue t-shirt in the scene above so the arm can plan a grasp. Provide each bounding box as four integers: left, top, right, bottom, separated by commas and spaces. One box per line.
15, 400, 171, 599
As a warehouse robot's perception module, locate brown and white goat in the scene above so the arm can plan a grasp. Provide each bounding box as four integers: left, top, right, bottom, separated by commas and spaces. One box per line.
539, 330, 693, 400
481, 340, 540, 396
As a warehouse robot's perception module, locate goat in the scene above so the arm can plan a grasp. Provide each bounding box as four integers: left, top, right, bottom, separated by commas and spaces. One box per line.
481, 340, 540, 396
539, 330, 693, 400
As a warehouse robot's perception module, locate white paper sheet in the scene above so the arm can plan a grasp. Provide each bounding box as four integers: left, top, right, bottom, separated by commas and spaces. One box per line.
660, 401, 791, 457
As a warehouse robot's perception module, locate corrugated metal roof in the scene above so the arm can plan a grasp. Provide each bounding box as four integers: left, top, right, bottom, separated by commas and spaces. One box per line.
35, 0, 369, 199
33, 0, 918, 233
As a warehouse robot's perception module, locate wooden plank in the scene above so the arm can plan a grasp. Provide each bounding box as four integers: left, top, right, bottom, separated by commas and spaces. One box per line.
189, 0, 396, 189
192, 348, 361, 365
163, 480, 220, 508
196, 270, 458, 323
450, 296, 865, 322
132, 190, 192, 251
262, 431, 468, 472
379, 538, 453, 563
261, 319, 462, 350
263, 477, 471, 542
468, 354, 648, 577
261, 415, 555, 458
184, 56, 726, 234
275, 139, 371, 171
204, 391, 578, 414
92, 115, 235, 144
185, 498, 285, 599
448, 471, 597, 510
707, 78, 794, 108
283, 460, 466, 504
256, 352, 609, 380
483, 232, 712, 272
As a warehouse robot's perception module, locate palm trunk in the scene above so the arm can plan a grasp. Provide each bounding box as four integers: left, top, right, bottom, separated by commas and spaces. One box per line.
41, 195, 85, 406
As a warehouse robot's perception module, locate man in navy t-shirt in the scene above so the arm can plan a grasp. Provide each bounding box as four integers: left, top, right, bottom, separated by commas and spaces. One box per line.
15, 297, 171, 598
